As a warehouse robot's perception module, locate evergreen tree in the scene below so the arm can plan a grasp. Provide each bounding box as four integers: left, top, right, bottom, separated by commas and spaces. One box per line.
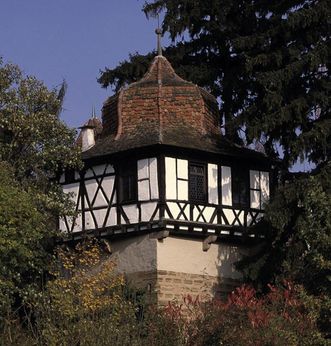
99, 0, 331, 306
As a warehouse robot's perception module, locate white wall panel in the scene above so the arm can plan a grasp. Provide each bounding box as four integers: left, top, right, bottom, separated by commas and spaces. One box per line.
123, 205, 139, 224
177, 179, 188, 200
141, 202, 158, 222
72, 216, 83, 233
208, 164, 218, 204
93, 164, 106, 176
261, 171, 270, 208
223, 209, 235, 225
137, 159, 149, 180
250, 170, 260, 189
165, 157, 177, 199
93, 208, 108, 228
93, 190, 107, 207
204, 206, 216, 224
138, 180, 150, 201
85, 168, 94, 178
250, 190, 260, 209
177, 159, 188, 179
105, 164, 115, 174
167, 202, 180, 219
101, 176, 115, 202
105, 208, 117, 227
63, 182, 80, 209
59, 217, 67, 231
84, 212, 95, 230
137, 157, 159, 201
149, 158, 159, 199
221, 166, 232, 206
85, 180, 98, 204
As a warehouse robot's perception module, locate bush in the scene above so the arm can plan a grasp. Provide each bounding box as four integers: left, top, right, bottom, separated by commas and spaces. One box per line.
161, 282, 326, 346
0, 240, 326, 345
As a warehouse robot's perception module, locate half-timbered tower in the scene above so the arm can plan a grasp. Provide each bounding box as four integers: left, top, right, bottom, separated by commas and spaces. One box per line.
60, 50, 272, 304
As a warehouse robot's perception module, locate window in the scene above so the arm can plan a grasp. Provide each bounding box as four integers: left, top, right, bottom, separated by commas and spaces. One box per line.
232, 167, 248, 207
119, 162, 137, 203
249, 170, 270, 209
189, 163, 207, 203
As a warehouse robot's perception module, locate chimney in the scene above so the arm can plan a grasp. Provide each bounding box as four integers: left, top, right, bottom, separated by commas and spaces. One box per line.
79, 124, 96, 152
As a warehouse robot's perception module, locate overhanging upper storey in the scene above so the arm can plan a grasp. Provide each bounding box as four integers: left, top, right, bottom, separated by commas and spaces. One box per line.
61, 54, 274, 243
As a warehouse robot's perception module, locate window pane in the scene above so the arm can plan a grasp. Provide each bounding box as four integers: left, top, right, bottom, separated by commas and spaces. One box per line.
120, 163, 137, 202
189, 164, 206, 203
232, 168, 248, 207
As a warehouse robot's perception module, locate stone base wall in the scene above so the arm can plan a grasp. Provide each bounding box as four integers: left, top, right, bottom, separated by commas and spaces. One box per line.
124, 270, 240, 306
156, 271, 239, 305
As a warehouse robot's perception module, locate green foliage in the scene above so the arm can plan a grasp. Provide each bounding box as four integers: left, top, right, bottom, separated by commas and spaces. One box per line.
1, 280, 325, 345
99, 1, 331, 335
0, 58, 81, 183
0, 57, 81, 332
0, 163, 51, 317
239, 164, 331, 293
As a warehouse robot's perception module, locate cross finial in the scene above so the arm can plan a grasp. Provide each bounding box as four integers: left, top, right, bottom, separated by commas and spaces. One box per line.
155, 14, 162, 56
91, 105, 96, 118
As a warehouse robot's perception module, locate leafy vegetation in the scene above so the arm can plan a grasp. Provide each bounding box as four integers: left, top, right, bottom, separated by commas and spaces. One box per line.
98, 0, 331, 337
0, 58, 82, 333
0, 242, 325, 345
0, 0, 330, 343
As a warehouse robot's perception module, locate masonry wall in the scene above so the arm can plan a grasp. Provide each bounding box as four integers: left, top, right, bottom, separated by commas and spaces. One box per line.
108, 234, 246, 304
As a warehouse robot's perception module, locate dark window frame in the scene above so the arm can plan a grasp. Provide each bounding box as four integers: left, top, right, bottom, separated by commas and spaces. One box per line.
118, 161, 137, 203
231, 166, 249, 208
188, 162, 208, 203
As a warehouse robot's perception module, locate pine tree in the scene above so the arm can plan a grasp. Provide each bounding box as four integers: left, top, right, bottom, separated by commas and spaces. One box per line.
99, 1, 331, 311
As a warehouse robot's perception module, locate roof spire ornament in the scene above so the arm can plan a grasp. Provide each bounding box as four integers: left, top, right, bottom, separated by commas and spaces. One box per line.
92, 105, 96, 118
155, 14, 162, 56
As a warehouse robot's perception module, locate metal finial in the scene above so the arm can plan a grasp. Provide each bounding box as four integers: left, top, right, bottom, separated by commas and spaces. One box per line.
92, 105, 96, 118
155, 14, 162, 56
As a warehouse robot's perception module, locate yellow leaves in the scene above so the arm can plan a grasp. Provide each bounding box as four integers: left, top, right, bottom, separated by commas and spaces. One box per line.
46, 240, 126, 316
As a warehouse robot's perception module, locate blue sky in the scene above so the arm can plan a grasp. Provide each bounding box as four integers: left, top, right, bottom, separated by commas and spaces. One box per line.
0, 0, 168, 128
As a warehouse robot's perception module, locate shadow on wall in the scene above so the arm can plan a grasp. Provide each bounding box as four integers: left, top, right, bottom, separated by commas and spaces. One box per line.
109, 235, 157, 274
213, 244, 247, 297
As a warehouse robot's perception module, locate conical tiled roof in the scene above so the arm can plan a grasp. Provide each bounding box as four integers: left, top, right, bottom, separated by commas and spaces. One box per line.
82, 55, 266, 160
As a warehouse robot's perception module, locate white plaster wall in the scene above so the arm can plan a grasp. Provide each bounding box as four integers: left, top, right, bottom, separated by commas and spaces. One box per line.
157, 236, 245, 280
81, 128, 95, 152
221, 166, 232, 206
149, 158, 159, 199
165, 157, 177, 199
122, 205, 139, 224
100, 175, 115, 205
138, 158, 159, 201
138, 159, 149, 180
208, 164, 218, 204
138, 179, 150, 201
63, 182, 80, 208
141, 202, 158, 222
177, 159, 188, 179
67, 215, 83, 233
110, 234, 157, 274
92, 164, 106, 176
261, 171, 270, 207
85, 180, 98, 205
